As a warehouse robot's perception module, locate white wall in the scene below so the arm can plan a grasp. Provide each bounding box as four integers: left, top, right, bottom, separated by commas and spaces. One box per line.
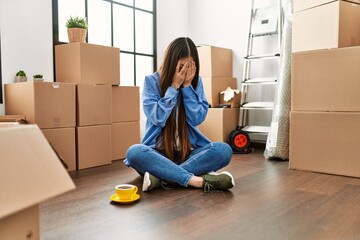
156, 0, 190, 68
0, 0, 54, 115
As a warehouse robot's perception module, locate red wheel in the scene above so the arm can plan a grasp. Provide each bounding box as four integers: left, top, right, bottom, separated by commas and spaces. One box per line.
234, 133, 248, 149
229, 129, 251, 152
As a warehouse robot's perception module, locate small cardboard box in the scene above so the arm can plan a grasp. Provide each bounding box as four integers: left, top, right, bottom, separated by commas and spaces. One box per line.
77, 84, 112, 126
5, 82, 76, 129
111, 121, 140, 160
55, 43, 120, 85
292, 46, 360, 112
77, 125, 111, 170
290, 111, 360, 178
198, 108, 239, 143
42, 128, 76, 172
0, 115, 26, 128
219, 88, 241, 108
112, 86, 140, 123
0, 125, 75, 239
197, 45, 233, 77
292, 0, 360, 52
294, 0, 360, 12
202, 77, 237, 108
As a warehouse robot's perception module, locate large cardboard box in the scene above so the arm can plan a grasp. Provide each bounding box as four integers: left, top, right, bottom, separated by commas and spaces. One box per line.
202, 77, 237, 108
55, 43, 120, 85
292, 46, 360, 112
294, 0, 360, 12
77, 125, 111, 170
290, 111, 360, 178
77, 84, 112, 126
292, 1, 360, 52
5, 82, 76, 129
42, 128, 76, 172
111, 121, 140, 160
0, 125, 75, 239
198, 108, 239, 143
197, 45, 233, 77
112, 86, 140, 123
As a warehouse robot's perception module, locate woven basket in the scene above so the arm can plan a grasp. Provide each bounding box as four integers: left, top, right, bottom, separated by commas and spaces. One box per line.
67, 28, 87, 43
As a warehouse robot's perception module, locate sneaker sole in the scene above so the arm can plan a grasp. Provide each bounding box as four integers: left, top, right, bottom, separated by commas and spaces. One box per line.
142, 172, 151, 192
208, 171, 235, 188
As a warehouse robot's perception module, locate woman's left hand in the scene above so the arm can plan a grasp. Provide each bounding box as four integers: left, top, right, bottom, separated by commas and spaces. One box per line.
183, 61, 196, 87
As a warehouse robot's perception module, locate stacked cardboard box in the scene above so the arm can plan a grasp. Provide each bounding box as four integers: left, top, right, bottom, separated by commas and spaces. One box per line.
290, 0, 360, 178
4, 82, 77, 172
55, 43, 121, 170
111, 86, 140, 161
0, 125, 75, 239
197, 45, 239, 142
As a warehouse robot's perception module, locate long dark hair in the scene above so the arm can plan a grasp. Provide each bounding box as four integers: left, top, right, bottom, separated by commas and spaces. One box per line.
156, 37, 200, 163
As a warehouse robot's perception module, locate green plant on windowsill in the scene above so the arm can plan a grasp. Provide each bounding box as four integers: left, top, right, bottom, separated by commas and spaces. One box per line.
15, 70, 27, 83
65, 16, 88, 29
66, 16, 88, 43
33, 74, 44, 81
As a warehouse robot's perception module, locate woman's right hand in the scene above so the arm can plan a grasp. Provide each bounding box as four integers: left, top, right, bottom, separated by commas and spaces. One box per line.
172, 61, 189, 89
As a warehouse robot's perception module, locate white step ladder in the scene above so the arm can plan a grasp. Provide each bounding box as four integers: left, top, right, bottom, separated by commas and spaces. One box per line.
229, 0, 283, 153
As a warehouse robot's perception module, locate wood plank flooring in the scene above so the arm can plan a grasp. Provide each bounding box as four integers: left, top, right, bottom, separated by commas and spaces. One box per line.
40, 147, 360, 240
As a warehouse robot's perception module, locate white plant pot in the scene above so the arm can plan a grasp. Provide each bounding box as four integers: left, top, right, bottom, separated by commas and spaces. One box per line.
15, 76, 27, 83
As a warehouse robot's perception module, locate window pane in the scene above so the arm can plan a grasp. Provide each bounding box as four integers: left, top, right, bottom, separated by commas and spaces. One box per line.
135, 10, 153, 54
88, 0, 111, 46
114, 0, 133, 6
135, 0, 153, 11
136, 55, 153, 92
113, 5, 134, 51
120, 53, 134, 86
58, 0, 85, 42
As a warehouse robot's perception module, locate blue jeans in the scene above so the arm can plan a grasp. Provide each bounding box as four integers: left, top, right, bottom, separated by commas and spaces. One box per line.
125, 142, 232, 187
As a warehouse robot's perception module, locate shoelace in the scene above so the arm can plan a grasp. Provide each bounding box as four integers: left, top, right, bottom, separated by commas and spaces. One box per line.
203, 182, 217, 193
160, 181, 173, 191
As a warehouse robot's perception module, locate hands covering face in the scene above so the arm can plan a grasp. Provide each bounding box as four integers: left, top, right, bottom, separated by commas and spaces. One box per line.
172, 60, 196, 89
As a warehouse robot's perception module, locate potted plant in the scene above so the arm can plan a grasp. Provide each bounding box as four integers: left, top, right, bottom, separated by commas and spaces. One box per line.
65, 16, 88, 43
33, 74, 44, 81
15, 70, 27, 83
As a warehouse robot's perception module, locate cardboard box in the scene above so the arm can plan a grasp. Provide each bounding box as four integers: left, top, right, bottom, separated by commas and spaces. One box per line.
292, 1, 360, 52
290, 111, 360, 178
55, 43, 120, 85
197, 45, 233, 77
112, 121, 140, 160
5, 82, 76, 129
202, 77, 237, 108
77, 125, 111, 170
294, 0, 360, 12
42, 128, 76, 172
0, 205, 39, 240
0, 115, 26, 128
292, 46, 360, 112
219, 89, 241, 108
0, 115, 26, 123
77, 84, 112, 126
112, 86, 140, 123
198, 108, 239, 143
0, 125, 75, 239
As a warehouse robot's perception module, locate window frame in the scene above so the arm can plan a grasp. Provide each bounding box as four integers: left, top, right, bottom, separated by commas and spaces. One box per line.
52, 0, 157, 85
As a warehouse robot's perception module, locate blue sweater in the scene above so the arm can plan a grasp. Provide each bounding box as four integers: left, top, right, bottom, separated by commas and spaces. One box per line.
141, 72, 211, 149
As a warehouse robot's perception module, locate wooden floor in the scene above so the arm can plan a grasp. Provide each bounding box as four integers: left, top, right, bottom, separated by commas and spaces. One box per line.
40, 147, 360, 240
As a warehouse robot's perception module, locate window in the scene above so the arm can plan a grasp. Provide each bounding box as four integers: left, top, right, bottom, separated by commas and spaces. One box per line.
52, 0, 157, 89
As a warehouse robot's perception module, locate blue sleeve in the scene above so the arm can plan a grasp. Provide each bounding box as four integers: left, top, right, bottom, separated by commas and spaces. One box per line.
142, 74, 179, 127
181, 76, 209, 126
